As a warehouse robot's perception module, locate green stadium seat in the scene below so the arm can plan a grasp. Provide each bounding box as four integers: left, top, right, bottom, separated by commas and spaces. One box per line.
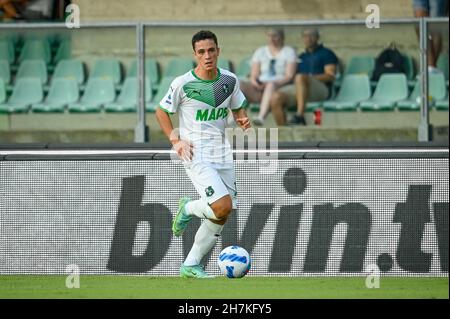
91, 59, 122, 82
236, 56, 251, 80
146, 76, 176, 112
18, 39, 51, 65
105, 77, 152, 112
402, 54, 416, 88
0, 78, 5, 104
52, 59, 85, 86
436, 52, 449, 83
0, 78, 43, 113
68, 78, 115, 113
304, 102, 322, 112
53, 40, 72, 64
0, 59, 10, 85
359, 73, 408, 111
218, 58, 232, 71
90, 58, 122, 86
163, 58, 195, 78
434, 99, 449, 110
0, 39, 15, 64
16, 60, 48, 84
430, 73, 449, 110
398, 73, 447, 111
344, 56, 375, 79
429, 72, 447, 103
396, 81, 421, 111
32, 78, 79, 113
4, 34, 21, 57
127, 58, 160, 92
323, 74, 371, 111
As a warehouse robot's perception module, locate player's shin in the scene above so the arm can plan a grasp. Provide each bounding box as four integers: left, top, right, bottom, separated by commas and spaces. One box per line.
183, 220, 224, 266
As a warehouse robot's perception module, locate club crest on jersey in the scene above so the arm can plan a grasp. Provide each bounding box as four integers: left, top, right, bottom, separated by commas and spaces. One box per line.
222, 84, 230, 94
205, 186, 215, 197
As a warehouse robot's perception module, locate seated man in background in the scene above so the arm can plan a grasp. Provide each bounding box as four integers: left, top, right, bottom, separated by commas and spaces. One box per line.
239, 28, 297, 126
270, 29, 338, 126
0, 0, 25, 20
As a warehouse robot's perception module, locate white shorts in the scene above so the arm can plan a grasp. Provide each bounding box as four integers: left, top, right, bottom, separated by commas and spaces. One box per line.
184, 161, 237, 209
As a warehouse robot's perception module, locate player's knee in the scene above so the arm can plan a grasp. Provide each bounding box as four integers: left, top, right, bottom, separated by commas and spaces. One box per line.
211, 196, 232, 220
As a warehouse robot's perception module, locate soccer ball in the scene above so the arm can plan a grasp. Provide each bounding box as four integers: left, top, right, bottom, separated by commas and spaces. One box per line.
217, 246, 251, 278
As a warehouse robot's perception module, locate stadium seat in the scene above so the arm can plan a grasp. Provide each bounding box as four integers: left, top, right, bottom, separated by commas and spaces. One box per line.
323, 74, 371, 111
163, 58, 195, 78
89, 58, 122, 86
430, 73, 449, 110
397, 73, 447, 111
146, 76, 176, 112
0, 78, 43, 113
428, 73, 447, 104
402, 54, 416, 87
18, 39, 51, 65
68, 78, 115, 112
218, 58, 232, 71
359, 73, 408, 111
104, 77, 152, 112
53, 40, 72, 65
52, 59, 85, 86
434, 99, 449, 110
344, 56, 375, 79
436, 52, 449, 84
127, 58, 160, 92
0, 59, 10, 85
236, 56, 251, 80
0, 78, 5, 104
304, 102, 322, 112
32, 78, 79, 113
16, 60, 48, 84
0, 39, 15, 64
396, 80, 421, 111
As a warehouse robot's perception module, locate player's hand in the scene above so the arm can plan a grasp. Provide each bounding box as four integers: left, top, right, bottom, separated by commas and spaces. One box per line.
236, 117, 251, 130
173, 139, 193, 162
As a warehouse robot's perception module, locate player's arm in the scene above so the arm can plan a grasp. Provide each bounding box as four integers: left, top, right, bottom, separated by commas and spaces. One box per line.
232, 107, 251, 130
155, 107, 193, 161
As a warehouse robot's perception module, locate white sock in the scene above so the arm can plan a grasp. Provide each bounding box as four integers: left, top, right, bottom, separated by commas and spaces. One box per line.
185, 199, 219, 220
184, 220, 224, 266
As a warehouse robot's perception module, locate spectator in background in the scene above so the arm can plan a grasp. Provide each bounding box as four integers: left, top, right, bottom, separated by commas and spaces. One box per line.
240, 28, 297, 126
270, 29, 338, 126
0, 0, 26, 20
413, 0, 449, 73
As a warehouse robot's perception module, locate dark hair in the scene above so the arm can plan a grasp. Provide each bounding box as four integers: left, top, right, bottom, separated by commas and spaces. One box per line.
191, 30, 218, 50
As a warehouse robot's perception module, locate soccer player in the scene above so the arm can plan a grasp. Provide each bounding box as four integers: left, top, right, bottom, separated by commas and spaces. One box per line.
155, 30, 251, 278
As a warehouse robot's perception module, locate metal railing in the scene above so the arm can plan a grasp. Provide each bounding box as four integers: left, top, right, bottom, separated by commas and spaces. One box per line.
1, 17, 448, 142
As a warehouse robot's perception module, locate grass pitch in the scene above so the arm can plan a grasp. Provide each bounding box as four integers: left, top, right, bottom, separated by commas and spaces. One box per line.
0, 276, 447, 299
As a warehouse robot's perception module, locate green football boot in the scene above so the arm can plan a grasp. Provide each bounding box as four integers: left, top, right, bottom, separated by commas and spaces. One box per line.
172, 196, 192, 237
180, 264, 213, 279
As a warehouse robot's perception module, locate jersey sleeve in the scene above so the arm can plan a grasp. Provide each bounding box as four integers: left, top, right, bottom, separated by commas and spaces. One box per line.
230, 76, 249, 112
158, 78, 182, 114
